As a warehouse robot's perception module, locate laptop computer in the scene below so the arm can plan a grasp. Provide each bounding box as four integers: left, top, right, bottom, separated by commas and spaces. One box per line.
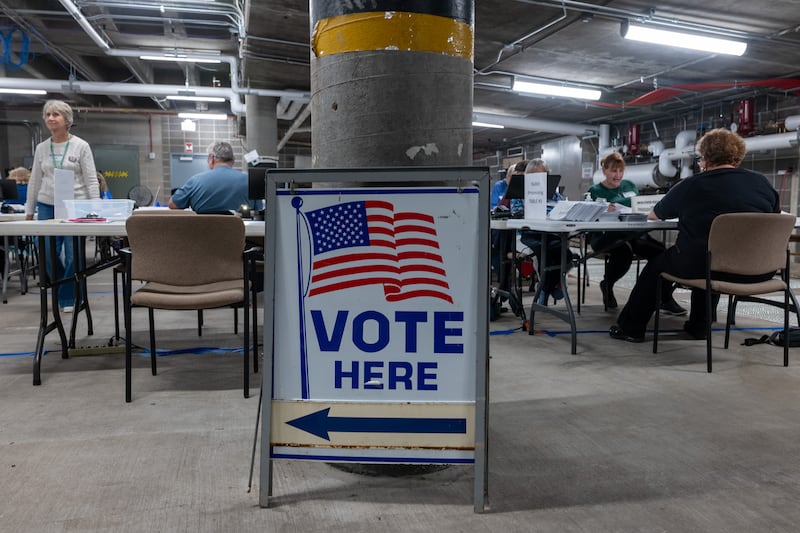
504, 173, 561, 200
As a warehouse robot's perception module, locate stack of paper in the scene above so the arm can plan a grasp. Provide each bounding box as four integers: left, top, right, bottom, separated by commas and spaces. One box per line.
547, 201, 609, 221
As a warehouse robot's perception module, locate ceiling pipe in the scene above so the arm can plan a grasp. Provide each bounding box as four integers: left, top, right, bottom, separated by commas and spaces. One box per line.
107, 50, 246, 113
0, 77, 310, 115
105, 50, 312, 114
472, 112, 597, 137
57, 0, 110, 51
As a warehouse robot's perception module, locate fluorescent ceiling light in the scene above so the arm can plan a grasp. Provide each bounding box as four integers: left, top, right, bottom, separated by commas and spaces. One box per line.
512, 80, 601, 101
177, 112, 228, 120
621, 22, 747, 56
167, 95, 226, 103
0, 88, 47, 95
140, 55, 222, 64
472, 121, 504, 129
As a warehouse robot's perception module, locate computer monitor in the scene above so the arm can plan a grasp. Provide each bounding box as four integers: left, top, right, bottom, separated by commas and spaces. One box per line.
0, 178, 19, 201
248, 167, 269, 200
504, 173, 561, 200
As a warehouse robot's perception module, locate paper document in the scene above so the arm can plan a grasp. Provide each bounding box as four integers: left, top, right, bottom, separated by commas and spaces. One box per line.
548, 201, 609, 222
53, 168, 75, 220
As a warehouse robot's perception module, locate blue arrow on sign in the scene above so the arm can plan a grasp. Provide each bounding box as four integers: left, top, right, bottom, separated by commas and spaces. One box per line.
286, 408, 467, 441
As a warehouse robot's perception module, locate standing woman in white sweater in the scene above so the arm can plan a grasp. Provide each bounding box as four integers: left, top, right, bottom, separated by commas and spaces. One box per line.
25, 100, 99, 312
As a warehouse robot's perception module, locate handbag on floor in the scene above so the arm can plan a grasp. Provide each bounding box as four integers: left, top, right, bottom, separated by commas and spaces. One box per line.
742, 327, 800, 347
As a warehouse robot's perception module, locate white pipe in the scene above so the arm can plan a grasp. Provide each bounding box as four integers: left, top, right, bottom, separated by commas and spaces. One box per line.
472, 112, 597, 137
599, 124, 611, 150
649, 139, 665, 156
744, 131, 799, 151
0, 77, 310, 115
58, 0, 110, 51
785, 115, 800, 130
658, 146, 694, 177
674, 130, 696, 149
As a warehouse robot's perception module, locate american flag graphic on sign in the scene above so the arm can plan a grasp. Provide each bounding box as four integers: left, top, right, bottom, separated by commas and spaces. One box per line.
304, 200, 452, 303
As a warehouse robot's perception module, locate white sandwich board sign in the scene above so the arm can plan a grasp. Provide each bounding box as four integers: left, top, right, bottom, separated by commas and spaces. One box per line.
259, 167, 490, 512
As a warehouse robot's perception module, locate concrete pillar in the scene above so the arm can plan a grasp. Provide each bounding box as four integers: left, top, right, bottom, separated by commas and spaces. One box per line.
245, 95, 278, 159
306, 0, 475, 476
310, 1, 474, 168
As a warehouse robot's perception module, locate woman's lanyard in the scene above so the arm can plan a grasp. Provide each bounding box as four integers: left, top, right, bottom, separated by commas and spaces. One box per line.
50, 136, 71, 169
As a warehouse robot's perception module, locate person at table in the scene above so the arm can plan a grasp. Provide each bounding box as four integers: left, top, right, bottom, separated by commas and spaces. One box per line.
25, 100, 100, 313
490, 161, 528, 302
518, 159, 575, 304
588, 151, 685, 315
169, 141, 260, 214
490, 161, 523, 212
7, 167, 30, 205
96, 171, 112, 199
610, 128, 780, 343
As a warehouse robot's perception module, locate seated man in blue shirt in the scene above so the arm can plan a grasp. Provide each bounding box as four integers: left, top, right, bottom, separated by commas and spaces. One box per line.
169, 141, 261, 214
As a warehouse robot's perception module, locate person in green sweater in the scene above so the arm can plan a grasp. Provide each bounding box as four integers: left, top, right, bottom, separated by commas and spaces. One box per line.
588, 152, 685, 315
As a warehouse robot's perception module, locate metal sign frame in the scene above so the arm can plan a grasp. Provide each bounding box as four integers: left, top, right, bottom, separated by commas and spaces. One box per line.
259, 167, 490, 512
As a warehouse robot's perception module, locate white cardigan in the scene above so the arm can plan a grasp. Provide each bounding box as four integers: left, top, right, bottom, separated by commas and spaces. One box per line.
25, 134, 100, 216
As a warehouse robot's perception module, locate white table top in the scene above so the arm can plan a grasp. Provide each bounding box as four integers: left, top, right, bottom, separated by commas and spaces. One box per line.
0, 218, 265, 238
504, 217, 678, 232
0, 213, 26, 222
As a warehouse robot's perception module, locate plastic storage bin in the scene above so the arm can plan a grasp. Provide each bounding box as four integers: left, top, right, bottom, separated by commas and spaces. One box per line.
63, 199, 135, 220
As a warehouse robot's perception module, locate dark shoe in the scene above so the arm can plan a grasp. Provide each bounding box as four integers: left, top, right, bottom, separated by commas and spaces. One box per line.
660, 299, 687, 316
683, 321, 708, 340
609, 324, 644, 343
551, 285, 564, 301
600, 280, 617, 309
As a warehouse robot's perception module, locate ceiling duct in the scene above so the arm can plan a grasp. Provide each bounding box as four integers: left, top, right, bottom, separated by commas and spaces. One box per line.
472, 112, 597, 137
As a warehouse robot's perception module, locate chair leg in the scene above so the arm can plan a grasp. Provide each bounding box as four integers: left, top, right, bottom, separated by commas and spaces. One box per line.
653, 277, 662, 353
234, 306, 239, 334
724, 295, 734, 349
252, 285, 259, 374
197, 309, 203, 337
148, 308, 157, 375
123, 263, 133, 403
785, 286, 790, 367
784, 257, 790, 367
706, 289, 713, 373
602, 256, 609, 312
243, 289, 250, 399
113, 268, 121, 342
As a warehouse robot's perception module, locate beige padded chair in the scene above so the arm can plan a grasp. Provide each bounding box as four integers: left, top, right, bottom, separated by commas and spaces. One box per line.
653, 212, 796, 372
122, 214, 256, 402
113, 209, 255, 341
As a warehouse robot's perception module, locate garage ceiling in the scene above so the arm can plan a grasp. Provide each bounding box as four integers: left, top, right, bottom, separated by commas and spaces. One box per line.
1, 0, 799, 153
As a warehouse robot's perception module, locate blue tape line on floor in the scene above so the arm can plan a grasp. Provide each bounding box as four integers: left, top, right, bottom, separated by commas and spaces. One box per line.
0, 326, 787, 358
137, 346, 244, 357
490, 328, 518, 335
0, 351, 35, 358
0, 346, 244, 358
487, 326, 786, 338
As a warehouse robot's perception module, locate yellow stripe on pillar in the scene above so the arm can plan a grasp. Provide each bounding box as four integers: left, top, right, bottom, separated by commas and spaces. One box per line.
312, 12, 473, 61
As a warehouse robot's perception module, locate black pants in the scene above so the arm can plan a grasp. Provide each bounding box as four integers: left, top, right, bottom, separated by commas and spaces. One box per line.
591, 232, 665, 286
616, 245, 775, 337
519, 230, 567, 293
491, 228, 515, 291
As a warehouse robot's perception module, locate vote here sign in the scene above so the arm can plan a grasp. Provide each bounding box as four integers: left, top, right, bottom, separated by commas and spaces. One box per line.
267, 186, 483, 464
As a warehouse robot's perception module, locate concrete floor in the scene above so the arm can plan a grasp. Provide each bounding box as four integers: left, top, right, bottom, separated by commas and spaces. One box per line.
2, 259, 800, 532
